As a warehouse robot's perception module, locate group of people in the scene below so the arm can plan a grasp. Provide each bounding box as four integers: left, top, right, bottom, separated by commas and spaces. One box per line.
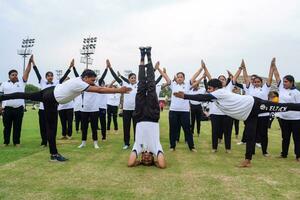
1, 47, 300, 168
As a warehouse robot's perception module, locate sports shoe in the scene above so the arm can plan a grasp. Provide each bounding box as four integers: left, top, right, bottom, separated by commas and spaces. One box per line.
239, 159, 251, 168
237, 142, 246, 145
61, 136, 67, 140
94, 143, 100, 149
191, 148, 197, 152
50, 154, 68, 162
211, 149, 217, 153
263, 153, 270, 157
226, 149, 231, 154
169, 148, 175, 152
122, 145, 129, 150
78, 143, 86, 148
256, 143, 262, 148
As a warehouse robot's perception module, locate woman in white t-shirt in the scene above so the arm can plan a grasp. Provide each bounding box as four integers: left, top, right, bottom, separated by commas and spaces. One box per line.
272, 59, 300, 161
242, 61, 273, 156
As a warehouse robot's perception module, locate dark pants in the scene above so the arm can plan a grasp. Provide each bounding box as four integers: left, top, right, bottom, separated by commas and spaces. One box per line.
74, 111, 82, 131
233, 119, 239, 136
169, 111, 194, 150
279, 119, 300, 159
0, 86, 59, 155
3, 106, 24, 145
257, 116, 270, 154
210, 114, 233, 150
81, 111, 98, 141
99, 108, 107, 139
190, 104, 203, 135
123, 110, 136, 146
38, 109, 47, 145
59, 108, 74, 137
107, 105, 118, 130
244, 97, 300, 160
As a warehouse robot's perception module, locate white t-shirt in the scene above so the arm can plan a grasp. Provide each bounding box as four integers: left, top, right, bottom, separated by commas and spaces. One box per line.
81, 91, 100, 112
98, 93, 108, 109
132, 122, 163, 157
189, 87, 206, 105
54, 77, 90, 104
107, 93, 121, 106
58, 101, 74, 111
73, 95, 83, 112
170, 81, 191, 112
122, 82, 137, 110
0, 80, 25, 108
277, 81, 300, 120
39, 79, 59, 110
210, 88, 254, 121
244, 83, 270, 117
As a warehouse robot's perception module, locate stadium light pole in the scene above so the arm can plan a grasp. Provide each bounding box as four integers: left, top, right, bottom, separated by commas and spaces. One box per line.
80, 36, 97, 69
17, 37, 35, 72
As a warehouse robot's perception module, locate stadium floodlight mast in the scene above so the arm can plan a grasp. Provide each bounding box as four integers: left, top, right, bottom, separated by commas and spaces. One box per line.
17, 37, 35, 72
80, 36, 97, 69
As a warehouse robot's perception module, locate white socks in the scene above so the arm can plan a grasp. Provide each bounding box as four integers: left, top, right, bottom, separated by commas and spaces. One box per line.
78, 141, 86, 148
78, 141, 99, 149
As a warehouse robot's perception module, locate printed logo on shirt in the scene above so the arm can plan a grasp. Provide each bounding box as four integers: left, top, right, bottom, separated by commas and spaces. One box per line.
260, 104, 267, 111
268, 106, 287, 112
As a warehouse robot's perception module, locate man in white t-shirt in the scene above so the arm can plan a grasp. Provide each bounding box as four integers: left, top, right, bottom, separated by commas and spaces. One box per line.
128, 47, 166, 168
174, 78, 300, 167
0, 57, 131, 162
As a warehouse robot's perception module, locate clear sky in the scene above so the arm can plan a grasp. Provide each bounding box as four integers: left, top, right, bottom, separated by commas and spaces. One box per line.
1, 0, 300, 85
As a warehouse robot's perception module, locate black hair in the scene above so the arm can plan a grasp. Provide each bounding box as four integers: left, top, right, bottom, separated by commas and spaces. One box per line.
218, 75, 226, 80
45, 71, 54, 77
254, 76, 263, 83
8, 69, 18, 76
207, 78, 222, 89
283, 75, 295, 87
128, 73, 136, 79
81, 69, 97, 78
176, 72, 185, 78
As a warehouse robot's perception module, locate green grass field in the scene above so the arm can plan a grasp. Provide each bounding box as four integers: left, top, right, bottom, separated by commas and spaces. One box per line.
0, 110, 299, 200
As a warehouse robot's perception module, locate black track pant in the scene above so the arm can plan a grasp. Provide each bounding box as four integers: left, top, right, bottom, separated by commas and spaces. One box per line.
257, 116, 270, 154
123, 110, 136, 146
233, 119, 239, 136
3, 106, 24, 145
190, 104, 203, 135
279, 119, 300, 159
74, 111, 82, 131
59, 108, 73, 137
38, 109, 47, 145
244, 97, 300, 160
107, 105, 118, 130
0, 86, 59, 155
99, 108, 107, 139
210, 114, 233, 150
81, 111, 98, 141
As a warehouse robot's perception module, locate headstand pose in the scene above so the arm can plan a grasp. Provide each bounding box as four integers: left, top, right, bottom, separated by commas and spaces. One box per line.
174, 59, 300, 167
127, 47, 166, 169
0, 57, 131, 162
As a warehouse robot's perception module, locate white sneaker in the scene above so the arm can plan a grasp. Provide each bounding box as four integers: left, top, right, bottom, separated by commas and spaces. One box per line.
256, 143, 262, 148
122, 145, 129, 150
237, 142, 246, 145
94, 143, 100, 149
78, 142, 86, 148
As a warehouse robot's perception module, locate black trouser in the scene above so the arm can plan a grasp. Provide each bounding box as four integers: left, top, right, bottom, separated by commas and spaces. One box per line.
74, 111, 82, 131
210, 114, 233, 150
123, 110, 136, 146
38, 109, 47, 145
0, 86, 59, 155
3, 106, 24, 145
133, 63, 160, 123
233, 119, 239, 136
279, 119, 300, 159
169, 111, 194, 150
244, 97, 300, 160
99, 108, 107, 139
257, 116, 269, 154
81, 111, 98, 141
190, 104, 203, 135
59, 108, 73, 137
107, 105, 118, 130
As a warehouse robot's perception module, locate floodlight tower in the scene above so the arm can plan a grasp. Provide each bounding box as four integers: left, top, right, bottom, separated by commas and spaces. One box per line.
80, 36, 97, 69
17, 37, 35, 72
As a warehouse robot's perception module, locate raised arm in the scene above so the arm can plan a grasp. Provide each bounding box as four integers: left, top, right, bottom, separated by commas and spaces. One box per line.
22, 55, 33, 82
232, 65, 243, 84
119, 73, 129, 84
31, 56, 42, 83
266, 58, 274, 87
59, 59, 73, 83
108, 62, 123, 85
241, 59, 250, 87
202, 60, 212, 80
108, 80, 116, 88
272, 58, 281, 85
190, 65, 203, 84
73, 65, 79, 77
155, 62, 171, 86
98, 60, 109, 85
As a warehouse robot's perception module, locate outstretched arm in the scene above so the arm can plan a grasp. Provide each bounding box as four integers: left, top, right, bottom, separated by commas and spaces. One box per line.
155, 62, 171, 86
241, 59, 250, 87
73, 65, 79, 77
59, 59, 73, 83
202, 60, 212, 80
86, 85, 131, 94
272, 58, 281, 85
22, 55, 33, 82
190, 65, 203, 84
232, 65, 243, 84
174, 91, 216, 102
128, 151, 140, 167
31, 56, 42, 83
98, 60, 109, 85
119, 74, 130, 84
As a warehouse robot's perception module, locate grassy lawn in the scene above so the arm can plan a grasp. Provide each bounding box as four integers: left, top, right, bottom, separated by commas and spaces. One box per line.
0, 109, 299, 200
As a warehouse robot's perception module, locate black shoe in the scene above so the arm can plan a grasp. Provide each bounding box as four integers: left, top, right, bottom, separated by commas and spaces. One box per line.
145, 46, 152, 52
50, 154, 68, 162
